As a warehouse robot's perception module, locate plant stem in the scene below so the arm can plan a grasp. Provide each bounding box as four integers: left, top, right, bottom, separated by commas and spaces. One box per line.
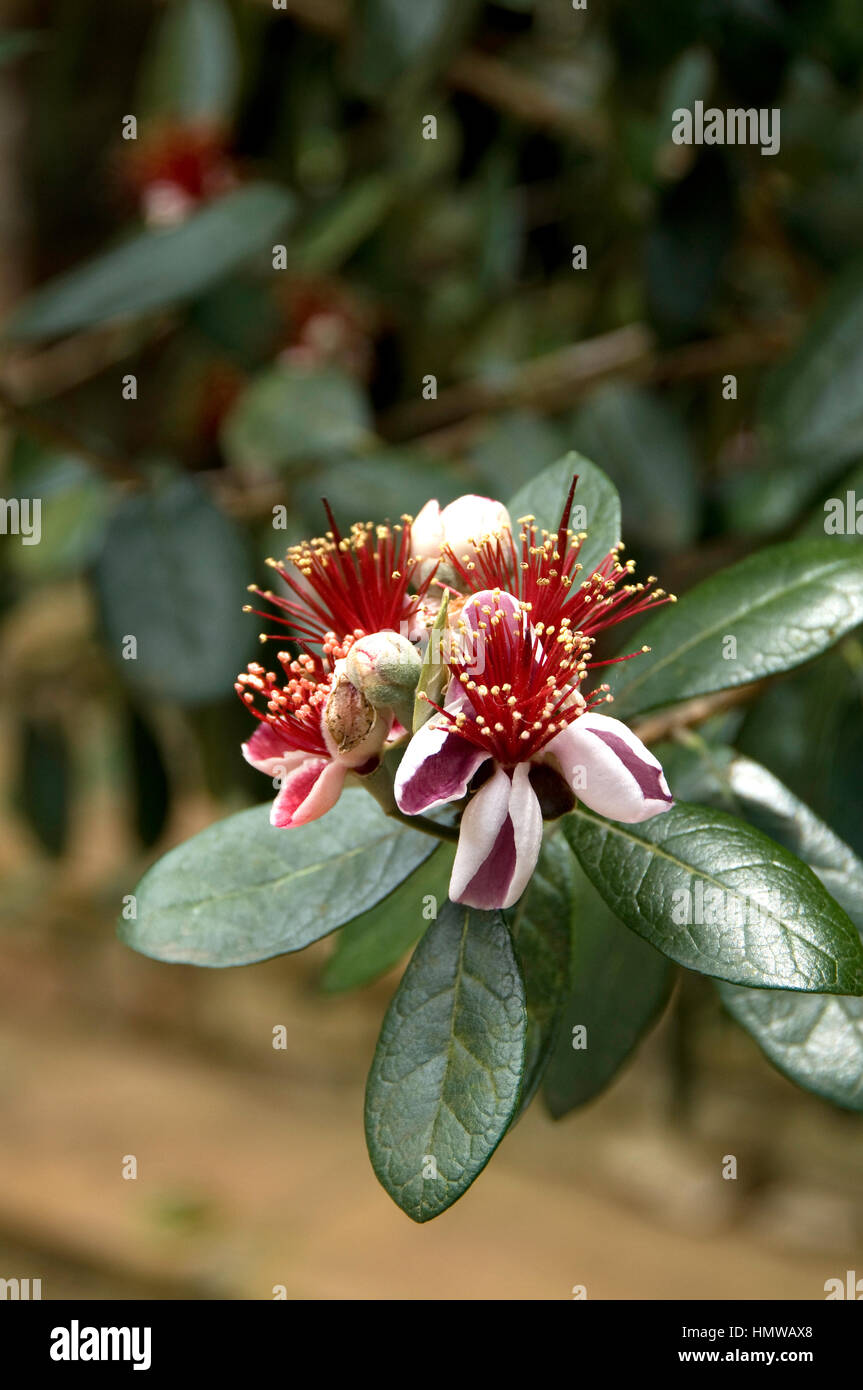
355, 761, 460, 843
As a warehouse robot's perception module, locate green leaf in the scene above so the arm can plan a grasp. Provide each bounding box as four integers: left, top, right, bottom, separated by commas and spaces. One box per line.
543, 852, 673, 1118
95, 475, 251, 704
507, 450, 621, 580
6, 436, 110, 579
609, 539, 863, 719
656, 745, 863, 923
220, 364, 373, 474
667, 749, 863, 1111
16, 718, 70, 857
122, 788, 438, 966
470, 411, 564, 499
364, 899, 527, 1222
761, 264, 863, 475
296, 451, 465, 531
5, 183, 293, 338
563, 802, 863, 994
139, 0, 240, 124
322, 843, 455, 993
720, 980, 863, 1111
293, 175, 399, 274
350, 0, 481, 99
506, 836, 573, 1118
569, 383, 698, 549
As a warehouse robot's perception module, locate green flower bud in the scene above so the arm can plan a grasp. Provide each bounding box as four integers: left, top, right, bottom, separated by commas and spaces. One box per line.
345, 629, 422, 713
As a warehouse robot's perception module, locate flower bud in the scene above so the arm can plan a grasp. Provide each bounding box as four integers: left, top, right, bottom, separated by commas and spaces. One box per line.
322, 671, 386, 762
411, 495, 511, 587
345, 629, 422, 712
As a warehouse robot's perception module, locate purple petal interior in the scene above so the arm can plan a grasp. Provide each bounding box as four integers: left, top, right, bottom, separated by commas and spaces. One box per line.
587, 726, 672, 804
399, 731, 487, 815
460, 814, 517, 909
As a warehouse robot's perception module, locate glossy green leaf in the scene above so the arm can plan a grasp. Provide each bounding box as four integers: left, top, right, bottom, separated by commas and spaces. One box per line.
506, 836, 573, 1118
667, 749, 863, 1110
122, 788, 438, 966
543, 851, 673, 1118
563, 802, 863, 994
5, 184, 293, 338
95, 475, 251, 704
507, 450, 622, 580
365, 900, 526, 1222
609, 539, 863, 719
220, 364, 373, 474
322, 843, 455, 993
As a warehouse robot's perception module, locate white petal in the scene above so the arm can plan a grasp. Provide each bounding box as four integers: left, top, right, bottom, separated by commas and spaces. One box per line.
394, 719, 490, 815
449, 762, 543, 910
449, 767, 511, 902
549, 713, 673, 822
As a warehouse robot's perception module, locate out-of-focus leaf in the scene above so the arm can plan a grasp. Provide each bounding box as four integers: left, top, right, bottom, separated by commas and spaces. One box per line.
6, 184, 293, 338
350, 0, 482, 99
608, 540, 863, 719
506, 836, 573, 1118
139, 0, 240, 123
543, 849, 673, 1118
507, 450, 622, 580
646, 151, 735, 337
122, 788, 438, 966
6, 436, 110, 578
220, 364, 373, 474
295, 450, 464, 530
322, 843, 455, 992
761, 264, 863, 475
564, 802, 863, 994
0, 30, 43, 65
470, 411, 564, 499
127, 707, 170, 849
95, 474, 251, 704
736, 648, 863, 860
798, 461, 863, 544
364, 899, 526, 1222
16, 719, 70, 857
294, 176, 400, 274
569, 383, 698, 549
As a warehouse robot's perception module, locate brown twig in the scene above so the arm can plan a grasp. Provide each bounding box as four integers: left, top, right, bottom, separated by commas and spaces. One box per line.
631, 683, 765, 746
378, 320, 796, 449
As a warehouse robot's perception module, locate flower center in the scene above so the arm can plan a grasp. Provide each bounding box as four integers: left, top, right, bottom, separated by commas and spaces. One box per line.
436, 596, 607, 766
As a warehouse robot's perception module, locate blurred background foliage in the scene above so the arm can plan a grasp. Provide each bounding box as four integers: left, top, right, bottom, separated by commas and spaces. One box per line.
0, 0, 862, 1297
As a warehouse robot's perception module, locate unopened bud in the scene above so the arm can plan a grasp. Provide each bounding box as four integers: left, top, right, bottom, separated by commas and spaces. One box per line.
411, 494, 511, 587
345, 630, 422, 711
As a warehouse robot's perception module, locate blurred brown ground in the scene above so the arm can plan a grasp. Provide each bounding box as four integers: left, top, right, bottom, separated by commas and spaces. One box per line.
1, 866, 861, 1300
